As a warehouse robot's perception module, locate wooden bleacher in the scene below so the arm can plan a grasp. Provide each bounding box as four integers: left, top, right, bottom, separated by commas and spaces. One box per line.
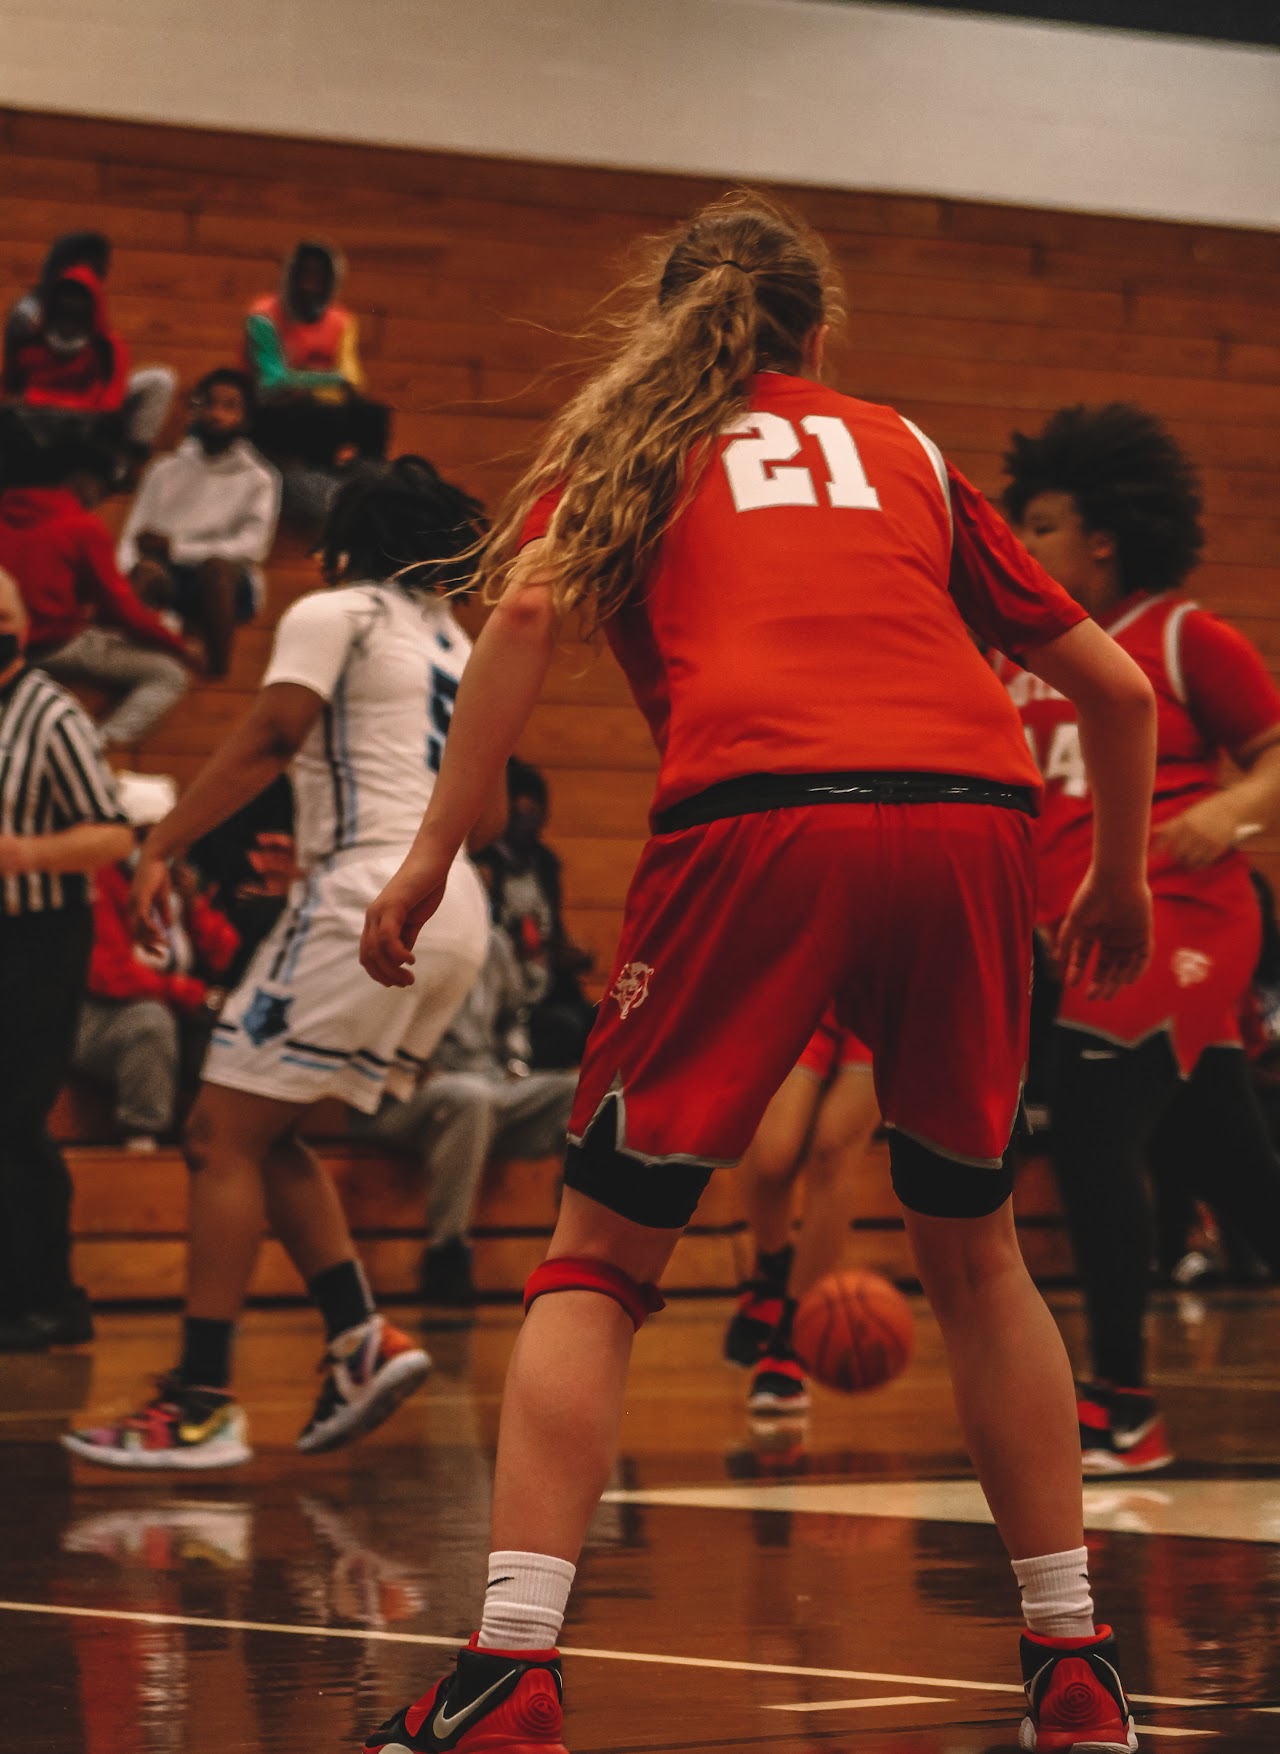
3, 103, 1276, 1302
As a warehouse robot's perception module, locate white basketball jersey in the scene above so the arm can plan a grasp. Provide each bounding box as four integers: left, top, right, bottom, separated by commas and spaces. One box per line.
262, 581, 472, 870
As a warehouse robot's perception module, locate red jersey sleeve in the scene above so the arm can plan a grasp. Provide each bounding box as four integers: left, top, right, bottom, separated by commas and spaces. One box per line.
946, 465, 1086, 660
518, 487, 564, 550
1179, 609, 1280, 759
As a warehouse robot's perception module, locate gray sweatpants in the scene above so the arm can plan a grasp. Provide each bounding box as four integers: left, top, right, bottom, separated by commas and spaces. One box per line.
73, 998, 180, 1135
40, 626, 188, 748
359, 1069, 579, 1245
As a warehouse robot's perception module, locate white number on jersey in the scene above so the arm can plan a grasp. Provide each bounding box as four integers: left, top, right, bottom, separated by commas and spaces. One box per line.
722, 412, 882, 514
1026, 721, 1090, 798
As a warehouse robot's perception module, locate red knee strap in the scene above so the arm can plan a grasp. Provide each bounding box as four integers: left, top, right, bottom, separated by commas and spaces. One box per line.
523, 1257, 665, 1330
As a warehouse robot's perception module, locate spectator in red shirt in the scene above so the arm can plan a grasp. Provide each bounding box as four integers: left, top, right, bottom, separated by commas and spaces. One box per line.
72, 773, 240, 1149
0, 415, 192, 749
3, 236, 177, 460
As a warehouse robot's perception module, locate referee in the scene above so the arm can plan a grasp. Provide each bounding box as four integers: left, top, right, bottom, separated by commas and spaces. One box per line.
0, 566, 131, 1352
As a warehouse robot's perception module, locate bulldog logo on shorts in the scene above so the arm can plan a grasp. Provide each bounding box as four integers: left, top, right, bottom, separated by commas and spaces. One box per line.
242, 988, 293, 1046
612, 961, 653, 1019
1172, 949, 1212, 988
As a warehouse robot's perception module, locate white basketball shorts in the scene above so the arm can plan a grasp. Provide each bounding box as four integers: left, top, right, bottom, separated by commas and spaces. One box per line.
205, 849, 488, 1112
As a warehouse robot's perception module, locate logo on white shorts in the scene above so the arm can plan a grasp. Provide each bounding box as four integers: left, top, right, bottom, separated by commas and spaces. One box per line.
612, 961, 653, 1018
1172, 948, 1212, 988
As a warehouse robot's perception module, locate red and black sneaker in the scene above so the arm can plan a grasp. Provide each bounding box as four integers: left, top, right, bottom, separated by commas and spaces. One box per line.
724, 1276, 786, 1369
362, 1638, 567, 1754
1019, 1626, 1138, 1752
1079, 1383, 1173, 1476
747, 1345, 810, 1415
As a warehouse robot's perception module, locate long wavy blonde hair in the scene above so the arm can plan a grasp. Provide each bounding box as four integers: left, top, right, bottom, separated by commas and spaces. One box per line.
476, 191, 844, 632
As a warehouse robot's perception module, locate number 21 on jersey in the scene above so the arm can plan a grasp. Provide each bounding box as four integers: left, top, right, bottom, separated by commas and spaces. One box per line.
722, 411, 882, 513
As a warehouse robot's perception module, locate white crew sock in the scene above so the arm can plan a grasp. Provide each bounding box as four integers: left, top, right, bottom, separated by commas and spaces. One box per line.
477, 1550, 576, 1651
1012, 1546, 1096, 1639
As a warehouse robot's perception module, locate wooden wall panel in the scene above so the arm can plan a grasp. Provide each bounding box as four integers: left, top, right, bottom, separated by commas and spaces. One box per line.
1, 102, 1278, 982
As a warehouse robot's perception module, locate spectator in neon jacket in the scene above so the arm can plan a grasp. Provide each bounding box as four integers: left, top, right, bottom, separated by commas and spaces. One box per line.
242, 241, 389, 527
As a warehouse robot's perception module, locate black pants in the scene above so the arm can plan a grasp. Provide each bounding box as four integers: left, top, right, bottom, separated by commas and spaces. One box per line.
0, 906, 93, 1317
254, 395, 390, 468
1051, 1028, 1280, 1387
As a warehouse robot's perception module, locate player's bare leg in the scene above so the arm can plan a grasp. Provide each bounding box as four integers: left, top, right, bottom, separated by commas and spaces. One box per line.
491, 1187, 683, 1560
739, 1068, 820, 1254
183, 1085, 308, 1319
903, 1199, 1083, 1558
788, 1067, 879, 1297
261, 1126, 365, 1286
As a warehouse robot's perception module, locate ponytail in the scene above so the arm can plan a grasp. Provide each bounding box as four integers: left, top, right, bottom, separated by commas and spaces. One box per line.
476, 191, 842, 633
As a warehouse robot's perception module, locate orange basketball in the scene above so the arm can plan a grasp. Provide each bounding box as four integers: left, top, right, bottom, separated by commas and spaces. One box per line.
792, 1269, 915, 1393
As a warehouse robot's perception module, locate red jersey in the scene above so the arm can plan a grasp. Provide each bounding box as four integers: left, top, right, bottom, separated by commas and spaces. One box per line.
994, 592, 1280, 924
522, 373, 1084, 820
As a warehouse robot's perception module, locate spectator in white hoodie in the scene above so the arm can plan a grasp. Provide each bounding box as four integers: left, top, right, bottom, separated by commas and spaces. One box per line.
119, 370, 280, 677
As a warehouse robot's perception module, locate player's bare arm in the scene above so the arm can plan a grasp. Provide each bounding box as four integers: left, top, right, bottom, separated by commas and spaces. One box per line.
131, 681, 324, 950
1024, 618, 1156, 998
362, 549, 562, 988
1157, 731, 1280, 871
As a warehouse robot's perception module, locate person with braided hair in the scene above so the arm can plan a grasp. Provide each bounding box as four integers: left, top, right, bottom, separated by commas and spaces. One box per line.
997, 404, 1280, 1475
64, 456, 498, 1470
359, 194, 1158, 1754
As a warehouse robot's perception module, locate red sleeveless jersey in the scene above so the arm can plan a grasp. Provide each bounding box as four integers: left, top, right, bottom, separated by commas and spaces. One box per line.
994, 591, 1280, 924
522, 373, 1084, 820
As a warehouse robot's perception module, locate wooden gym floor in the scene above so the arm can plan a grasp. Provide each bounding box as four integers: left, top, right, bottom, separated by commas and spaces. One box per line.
3, 1289, 1279, 1753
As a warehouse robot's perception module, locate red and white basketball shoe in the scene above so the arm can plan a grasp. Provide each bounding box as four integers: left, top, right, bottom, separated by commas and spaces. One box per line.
1019, 1626, 1138, 1752
362, 1639, 568, 1754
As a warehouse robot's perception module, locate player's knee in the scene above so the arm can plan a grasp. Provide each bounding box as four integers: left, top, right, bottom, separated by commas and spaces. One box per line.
889, 1131, 1013, 1220
524, 1256, 665, 1330
182, 1105, 214, 1174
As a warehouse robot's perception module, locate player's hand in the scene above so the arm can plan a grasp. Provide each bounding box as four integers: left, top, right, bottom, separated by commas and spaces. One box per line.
361, 850, 452, 988
1155, 793, 1256, 871
1056, 869, 1153, 1000
0, 834, 33, 875
130, 853, 172, 955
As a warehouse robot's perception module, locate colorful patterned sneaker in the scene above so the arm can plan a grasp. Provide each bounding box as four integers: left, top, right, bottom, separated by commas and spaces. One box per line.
61, 1375, 251, 1470
297, 1316, 431, 1454
1079, 1383, 1173, 1476
1018, 1625, 1138, 1752
362, 1637, 567, 1754
724, 1276, 787, 1368
747, 1345, 811, 1415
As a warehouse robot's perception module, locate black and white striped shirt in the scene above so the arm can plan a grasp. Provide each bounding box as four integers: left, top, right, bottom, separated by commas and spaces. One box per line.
0, 667, 126, 915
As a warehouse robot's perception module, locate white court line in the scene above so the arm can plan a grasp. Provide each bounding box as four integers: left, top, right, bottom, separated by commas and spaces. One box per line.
0, 1600, 1211, 1710
766, 1695, 948, 1713
1139, 1730, 1217, 1740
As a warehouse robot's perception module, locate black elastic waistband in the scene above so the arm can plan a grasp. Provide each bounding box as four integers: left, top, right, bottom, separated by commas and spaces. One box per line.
652, 770, 1039, 835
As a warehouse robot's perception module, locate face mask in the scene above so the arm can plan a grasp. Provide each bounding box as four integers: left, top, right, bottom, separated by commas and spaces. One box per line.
0, 633, 23, 671
47, 329, 90, 356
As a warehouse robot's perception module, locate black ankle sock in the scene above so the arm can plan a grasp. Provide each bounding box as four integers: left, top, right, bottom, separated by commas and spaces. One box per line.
177, 1317, 234, 1391
309, 1258, 376, 1343
756, 1245, 794, 1289
772, 1295, 798, 1347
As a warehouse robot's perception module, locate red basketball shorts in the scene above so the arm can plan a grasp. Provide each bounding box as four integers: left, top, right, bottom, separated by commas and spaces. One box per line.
796, 1005, 873, 1080
566, 801, 1035, 1225
1056, 852, 1260, 1076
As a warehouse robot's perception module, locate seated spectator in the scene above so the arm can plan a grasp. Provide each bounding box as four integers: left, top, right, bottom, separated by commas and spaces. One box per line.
71, 772, 240, 1149
3, 231, 176, 462
476, 757, 596, 1067
242, 240, 390, 530
0, 412, 193, 750
189, 775, 296, 986
118, 370, 281, 676
354, 924, 579, 1308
